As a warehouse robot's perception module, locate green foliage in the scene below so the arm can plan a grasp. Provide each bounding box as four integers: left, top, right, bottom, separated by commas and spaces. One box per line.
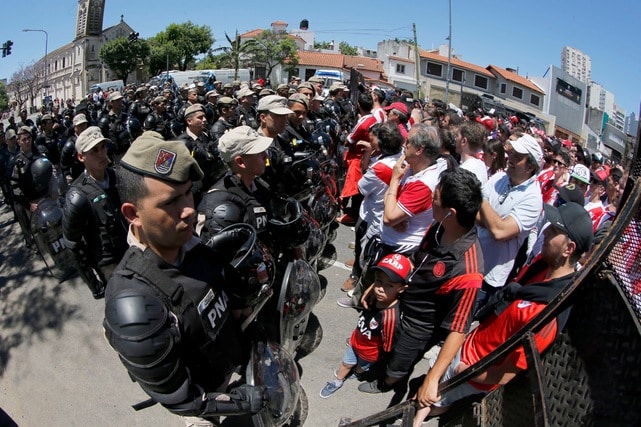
339, 41, 358, 56
148, 21, 214, 74
195, 53, 228, 70
313, 41, 332, 49
211, 31, 258, 80
251, 30, 299, 79
0, 81, 8, 111
100, 37, 150, 85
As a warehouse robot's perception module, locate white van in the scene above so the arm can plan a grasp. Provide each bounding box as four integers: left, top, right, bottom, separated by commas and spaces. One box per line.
90, 79, 124, 93
209, 68, 251, 85
314, 70, 345, 96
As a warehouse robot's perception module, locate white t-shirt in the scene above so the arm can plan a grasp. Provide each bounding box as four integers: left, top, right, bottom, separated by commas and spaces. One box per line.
358, 153, 402, 239
461, 157, 488, 185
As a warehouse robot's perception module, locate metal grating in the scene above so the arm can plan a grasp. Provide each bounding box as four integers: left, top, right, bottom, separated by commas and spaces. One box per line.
605, 207, 641, 323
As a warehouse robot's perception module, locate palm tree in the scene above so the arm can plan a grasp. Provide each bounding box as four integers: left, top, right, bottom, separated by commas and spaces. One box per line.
212, 30, 257, 80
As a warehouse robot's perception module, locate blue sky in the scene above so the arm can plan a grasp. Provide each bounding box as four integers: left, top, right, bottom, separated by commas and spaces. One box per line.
2, 0, 640, 117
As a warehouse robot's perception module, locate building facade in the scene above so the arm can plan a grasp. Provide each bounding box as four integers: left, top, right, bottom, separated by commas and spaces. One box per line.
28, 0, 137, 104
561, 46, 591, 84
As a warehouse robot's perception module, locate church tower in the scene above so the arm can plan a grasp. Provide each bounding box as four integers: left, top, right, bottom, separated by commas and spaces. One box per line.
75, 0, 105, 39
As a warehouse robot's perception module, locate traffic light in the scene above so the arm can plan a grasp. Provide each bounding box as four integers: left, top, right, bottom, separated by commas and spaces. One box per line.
1, 41, 5, 58
6, 40, 12, 55
128, 32, 139, 43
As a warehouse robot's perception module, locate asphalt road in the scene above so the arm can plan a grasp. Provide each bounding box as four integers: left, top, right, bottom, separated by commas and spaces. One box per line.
0, 201, 433, 427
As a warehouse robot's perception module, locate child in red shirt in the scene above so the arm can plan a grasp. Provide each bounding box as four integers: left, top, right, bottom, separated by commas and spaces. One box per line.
320, 253, 412, 398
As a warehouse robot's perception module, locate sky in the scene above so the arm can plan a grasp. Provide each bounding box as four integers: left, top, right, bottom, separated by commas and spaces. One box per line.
2, 0, 640, 116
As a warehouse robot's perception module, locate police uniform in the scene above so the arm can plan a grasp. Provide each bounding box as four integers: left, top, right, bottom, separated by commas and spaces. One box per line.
104, 134, 265, 421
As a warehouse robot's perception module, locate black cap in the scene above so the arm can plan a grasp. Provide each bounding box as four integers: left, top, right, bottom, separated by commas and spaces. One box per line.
543, 202, 593, 254
553, 183, 585, 206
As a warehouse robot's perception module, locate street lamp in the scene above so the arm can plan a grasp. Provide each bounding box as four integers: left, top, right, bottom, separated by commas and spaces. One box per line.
22, 29, 49, 101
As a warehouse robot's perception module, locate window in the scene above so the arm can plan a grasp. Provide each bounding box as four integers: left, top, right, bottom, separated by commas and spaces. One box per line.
530, 94, 540, 106
426, 62, 443, 77
62, 57, 65, 68
452, 68, 464, 82
500, 83, 506, 94
396, 64, 406, 74
474, 75, 488, 89
512, 87, 523, 99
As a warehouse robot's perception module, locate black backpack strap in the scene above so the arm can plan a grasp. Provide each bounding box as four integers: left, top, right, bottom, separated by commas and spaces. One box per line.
122, 249, 184, 305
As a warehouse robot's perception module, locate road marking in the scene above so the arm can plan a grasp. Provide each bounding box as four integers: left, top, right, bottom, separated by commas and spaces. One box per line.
320, 258, 352, 272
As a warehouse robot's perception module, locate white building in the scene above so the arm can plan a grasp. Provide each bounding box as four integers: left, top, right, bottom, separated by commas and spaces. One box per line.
28, 0, 137, 104
561, 46, 591, 84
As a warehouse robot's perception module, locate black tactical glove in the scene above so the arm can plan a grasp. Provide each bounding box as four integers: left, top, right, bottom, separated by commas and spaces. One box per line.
201, 384, 267, 416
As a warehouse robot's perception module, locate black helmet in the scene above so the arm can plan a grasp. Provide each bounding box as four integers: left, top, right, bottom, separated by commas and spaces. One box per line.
266, 195, 310, 248
127, 117, 143, 140
283, 152, 321, 199
206, 223, 275, 306
143, 113, 157, 131
30, 157, 54, 199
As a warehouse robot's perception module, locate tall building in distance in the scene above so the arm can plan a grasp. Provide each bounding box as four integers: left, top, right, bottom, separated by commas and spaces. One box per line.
561, 46, 591, 84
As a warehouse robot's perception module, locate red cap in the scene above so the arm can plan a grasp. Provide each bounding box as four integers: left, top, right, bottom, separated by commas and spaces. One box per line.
383, 102, 409, 116
561, 139, 572, 149
371, 253, 413, 282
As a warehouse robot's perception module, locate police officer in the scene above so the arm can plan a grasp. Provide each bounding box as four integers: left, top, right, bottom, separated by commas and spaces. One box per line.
103, 134, 266, 424
197, 126, 273, 242
143, 96, 173, 140
62, 126, 127, 299
0, 129, 20, 205
59, 113, 89, 183
11, 126, 56, 211
128, 86, 151, 123
209, 96, 238, 142
203, 90, 220, 124
98, 91, 130, 156
236, 87, 259, 131
177, 104, 226, 203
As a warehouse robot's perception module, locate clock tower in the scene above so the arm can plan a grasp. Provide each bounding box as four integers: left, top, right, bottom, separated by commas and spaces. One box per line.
75, 0, 105, 39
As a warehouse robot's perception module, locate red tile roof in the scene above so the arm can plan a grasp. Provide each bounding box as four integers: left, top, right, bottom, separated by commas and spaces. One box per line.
239, 29, 263, 39
487, 65, 544, 94
344, 55, 384, 74
388, 55, 414, 64
296, 51, 345, 69
271, 20, 288, 26
419, 49, 494, 78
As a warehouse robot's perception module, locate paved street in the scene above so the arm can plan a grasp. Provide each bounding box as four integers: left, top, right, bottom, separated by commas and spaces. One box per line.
0, 201, 432, 426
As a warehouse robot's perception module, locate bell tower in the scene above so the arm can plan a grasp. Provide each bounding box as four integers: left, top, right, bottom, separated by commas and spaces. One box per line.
75, 0, 105, 39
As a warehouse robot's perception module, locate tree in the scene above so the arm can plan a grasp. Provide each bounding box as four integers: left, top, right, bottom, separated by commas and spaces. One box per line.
313, 41, 332, 50
8, 63, 43, 111
195, 53, 228, 71
148, 22, 214, 74
339, 41, 358, 56
100, 37, 150, 85
250, 30, 299, 80
210, 31, 258, 80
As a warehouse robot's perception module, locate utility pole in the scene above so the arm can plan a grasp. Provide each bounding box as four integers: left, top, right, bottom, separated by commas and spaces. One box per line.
413, 23, 421, 101
445, 0, 452, 104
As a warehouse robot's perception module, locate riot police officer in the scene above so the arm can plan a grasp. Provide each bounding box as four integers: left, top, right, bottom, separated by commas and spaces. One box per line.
98, 91, 130, 156
128, 86, 151, 123
62, 126, 127, 299
237, 87, 259, 131
143, 96, 173, 140
59, 113, 89, 183
177, 104, 226, 203
197, 126, 273, 242
104, 134, 266, 423
209, 96, 238, 142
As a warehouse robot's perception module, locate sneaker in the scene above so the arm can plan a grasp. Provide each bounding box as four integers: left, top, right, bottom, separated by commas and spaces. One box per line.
358, 380, 391, 394
334, 369, 357, 380
347, 241, 356, 249
337, 297, 357, 309
320, 379, 343, 398
344, 258, 355, 267
341, 275, 356, 292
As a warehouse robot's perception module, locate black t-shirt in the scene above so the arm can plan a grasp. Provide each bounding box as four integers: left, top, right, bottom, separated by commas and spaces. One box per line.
400, 223, 484, 341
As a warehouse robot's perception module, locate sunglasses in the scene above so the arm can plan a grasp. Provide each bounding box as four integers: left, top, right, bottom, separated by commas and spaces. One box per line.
552, 159, 567, 167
